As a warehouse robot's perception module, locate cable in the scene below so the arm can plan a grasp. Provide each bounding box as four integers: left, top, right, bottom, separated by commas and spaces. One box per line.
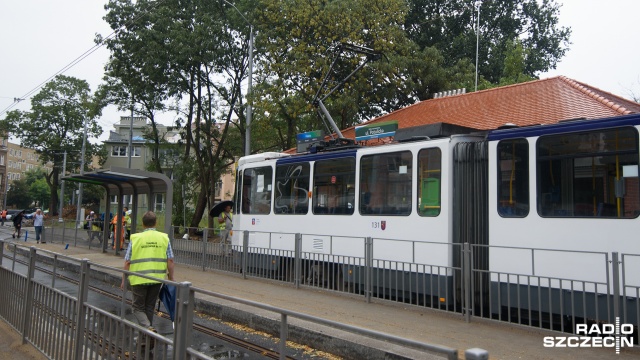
0, 0, 170, 118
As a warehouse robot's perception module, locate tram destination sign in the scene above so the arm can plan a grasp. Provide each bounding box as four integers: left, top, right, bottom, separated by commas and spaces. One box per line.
355, 120, 398, 141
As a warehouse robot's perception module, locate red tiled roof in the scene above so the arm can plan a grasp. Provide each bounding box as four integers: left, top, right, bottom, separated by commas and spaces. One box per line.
337, 76, 640, 140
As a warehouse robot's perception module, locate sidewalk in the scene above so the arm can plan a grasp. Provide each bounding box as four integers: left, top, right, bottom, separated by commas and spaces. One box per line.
4, 237, 640, 360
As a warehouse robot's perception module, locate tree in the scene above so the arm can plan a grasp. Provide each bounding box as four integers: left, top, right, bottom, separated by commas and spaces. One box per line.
102, 0, 248, 228
6, 178, 30, 209
405, 0, 571, 85
23, 168, 50, 209
0, 75, 103, 215
253, 0, 420, 150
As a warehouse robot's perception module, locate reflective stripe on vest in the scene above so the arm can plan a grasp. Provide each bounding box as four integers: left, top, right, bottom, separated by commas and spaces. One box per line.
128, 230, 169, 286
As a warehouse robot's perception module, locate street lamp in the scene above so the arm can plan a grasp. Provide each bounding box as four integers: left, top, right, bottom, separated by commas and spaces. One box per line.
222, 0, 253, 156
75, 115, 88, 226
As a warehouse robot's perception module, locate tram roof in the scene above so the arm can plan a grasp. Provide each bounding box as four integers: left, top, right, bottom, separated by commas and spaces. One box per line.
487, 113, 640, 141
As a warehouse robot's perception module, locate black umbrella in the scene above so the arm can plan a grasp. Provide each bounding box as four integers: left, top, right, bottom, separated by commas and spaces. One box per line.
210, 200, 234, 218
158, 284, 176, 322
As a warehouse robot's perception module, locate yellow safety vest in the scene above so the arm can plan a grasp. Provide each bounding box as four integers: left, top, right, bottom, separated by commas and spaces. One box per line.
128, 230, 169, 286
218, 212, 232, 229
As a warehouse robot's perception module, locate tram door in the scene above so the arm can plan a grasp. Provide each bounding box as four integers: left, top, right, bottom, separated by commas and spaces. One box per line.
452, 141, 489, 310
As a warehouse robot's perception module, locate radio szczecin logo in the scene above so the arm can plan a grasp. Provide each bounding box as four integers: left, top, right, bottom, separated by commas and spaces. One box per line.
543, 318, 634, 354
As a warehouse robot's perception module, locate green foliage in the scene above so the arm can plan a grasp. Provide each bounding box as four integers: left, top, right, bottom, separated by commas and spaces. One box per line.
253, 0, 416, 149
102, 0, 247, 227
405, 0, 571, 84
23, 168, 49, 208
7, 178, 30, 209
0, 75, 104, 214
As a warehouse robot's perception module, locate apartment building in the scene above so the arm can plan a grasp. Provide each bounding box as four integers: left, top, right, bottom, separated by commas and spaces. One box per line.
102, 116, 235, 213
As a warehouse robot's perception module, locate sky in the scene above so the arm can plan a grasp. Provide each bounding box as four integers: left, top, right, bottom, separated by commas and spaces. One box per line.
1, 0, 639, 144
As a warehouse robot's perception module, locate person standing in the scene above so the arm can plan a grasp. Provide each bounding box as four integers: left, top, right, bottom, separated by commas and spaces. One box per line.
124, 209, 132, 241
112, 208, 127, 250
12, 210, 24, 239
217, 204, 233, 253
1, 209, 6, 226
121, 211, 175, 337
87, 211, 101, 243
33, 209, 45, 244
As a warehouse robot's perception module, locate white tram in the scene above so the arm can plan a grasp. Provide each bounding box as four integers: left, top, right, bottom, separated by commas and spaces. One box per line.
228, 114, 640, 330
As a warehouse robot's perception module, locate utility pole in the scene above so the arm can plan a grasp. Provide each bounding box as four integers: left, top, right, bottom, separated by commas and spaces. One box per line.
58, 151, 67, 222
76, 115, 88, 226
246, 25, 253, 156
126, 99, 134, 207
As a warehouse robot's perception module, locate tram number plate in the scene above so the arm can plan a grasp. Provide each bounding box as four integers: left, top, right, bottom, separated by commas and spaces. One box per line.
370, 221, 386, 230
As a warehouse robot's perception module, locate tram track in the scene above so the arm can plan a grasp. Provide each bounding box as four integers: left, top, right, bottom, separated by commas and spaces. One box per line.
6, 253, 295, 360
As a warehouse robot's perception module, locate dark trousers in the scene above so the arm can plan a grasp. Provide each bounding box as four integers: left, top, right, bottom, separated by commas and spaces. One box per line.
130, 282, 162, 328
35, 226, 43, 241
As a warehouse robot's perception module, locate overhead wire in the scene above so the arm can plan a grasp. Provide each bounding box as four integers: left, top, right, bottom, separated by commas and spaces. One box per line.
0, 0, 170, 118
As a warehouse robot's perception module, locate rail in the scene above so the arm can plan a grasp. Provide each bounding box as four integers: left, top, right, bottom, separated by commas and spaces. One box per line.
0, 239, 469, 360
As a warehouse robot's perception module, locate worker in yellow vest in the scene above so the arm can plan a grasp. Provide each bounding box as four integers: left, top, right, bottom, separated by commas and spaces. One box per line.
121, 211, 175, 336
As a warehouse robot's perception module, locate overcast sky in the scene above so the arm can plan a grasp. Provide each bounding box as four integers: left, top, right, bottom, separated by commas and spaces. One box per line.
1, 0, 639, 143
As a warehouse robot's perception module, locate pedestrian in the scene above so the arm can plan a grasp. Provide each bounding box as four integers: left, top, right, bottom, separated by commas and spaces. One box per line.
12, 210, 24, 239
33, 209, 45, 244
120, 211, 174, 347
1, 209, 6, 226
124, 209, 132, 241
217, 204, 233, 254
87, 211, 101, 243
111, 208, 126, 250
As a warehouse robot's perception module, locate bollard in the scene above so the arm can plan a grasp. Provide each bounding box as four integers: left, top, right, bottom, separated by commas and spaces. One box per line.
24, 230, 28, 242
465, 348, 489, 360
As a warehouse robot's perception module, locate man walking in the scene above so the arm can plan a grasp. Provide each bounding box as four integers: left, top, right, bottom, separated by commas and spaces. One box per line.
33, 209, 45, 243
121, 211, 175, 345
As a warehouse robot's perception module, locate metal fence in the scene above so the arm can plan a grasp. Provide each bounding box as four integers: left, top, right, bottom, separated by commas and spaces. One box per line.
0, 240, 469, 360
168, 226, 640, 340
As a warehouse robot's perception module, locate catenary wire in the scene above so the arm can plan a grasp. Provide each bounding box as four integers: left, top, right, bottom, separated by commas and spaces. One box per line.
0, 0, 170, 118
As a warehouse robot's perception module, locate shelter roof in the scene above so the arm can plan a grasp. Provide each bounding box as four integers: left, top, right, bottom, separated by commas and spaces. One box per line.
62, 167, 172, 197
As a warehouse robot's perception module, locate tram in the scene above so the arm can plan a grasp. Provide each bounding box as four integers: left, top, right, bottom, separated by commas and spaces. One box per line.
228, 113, 640, 329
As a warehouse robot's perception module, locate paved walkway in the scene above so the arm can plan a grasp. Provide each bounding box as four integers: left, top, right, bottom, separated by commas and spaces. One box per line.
1, 229, 639, 359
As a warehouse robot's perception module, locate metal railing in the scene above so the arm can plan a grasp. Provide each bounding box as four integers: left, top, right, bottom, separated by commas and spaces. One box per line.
167, 226, 640, 340
0, 240, 470, 360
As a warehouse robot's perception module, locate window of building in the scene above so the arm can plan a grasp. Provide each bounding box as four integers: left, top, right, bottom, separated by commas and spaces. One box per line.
1, 155, 5, 166
497, 139, 529, 217
215, 179, 223, 198
313, 157, 355, 215
360, 151, 412, 215
417, 148, 442, 216
537, 127, 640, 218
155, 194, 165, 212
112, 146, 127, 157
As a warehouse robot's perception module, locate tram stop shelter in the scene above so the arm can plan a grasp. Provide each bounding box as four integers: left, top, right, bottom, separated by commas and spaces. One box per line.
62, 167, 173, 255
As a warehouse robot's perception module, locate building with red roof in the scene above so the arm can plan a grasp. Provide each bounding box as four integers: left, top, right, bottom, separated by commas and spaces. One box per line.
335, 76, 640, 143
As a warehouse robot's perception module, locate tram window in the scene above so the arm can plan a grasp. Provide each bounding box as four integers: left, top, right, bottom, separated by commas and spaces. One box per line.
274, 163, 310, 214
313, 157, 355, 215
497, 139, 529, 217
537, 127, 640, 218
242, 166, 273, 215
418, 148, 442, 216
360, 151, 412, 216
